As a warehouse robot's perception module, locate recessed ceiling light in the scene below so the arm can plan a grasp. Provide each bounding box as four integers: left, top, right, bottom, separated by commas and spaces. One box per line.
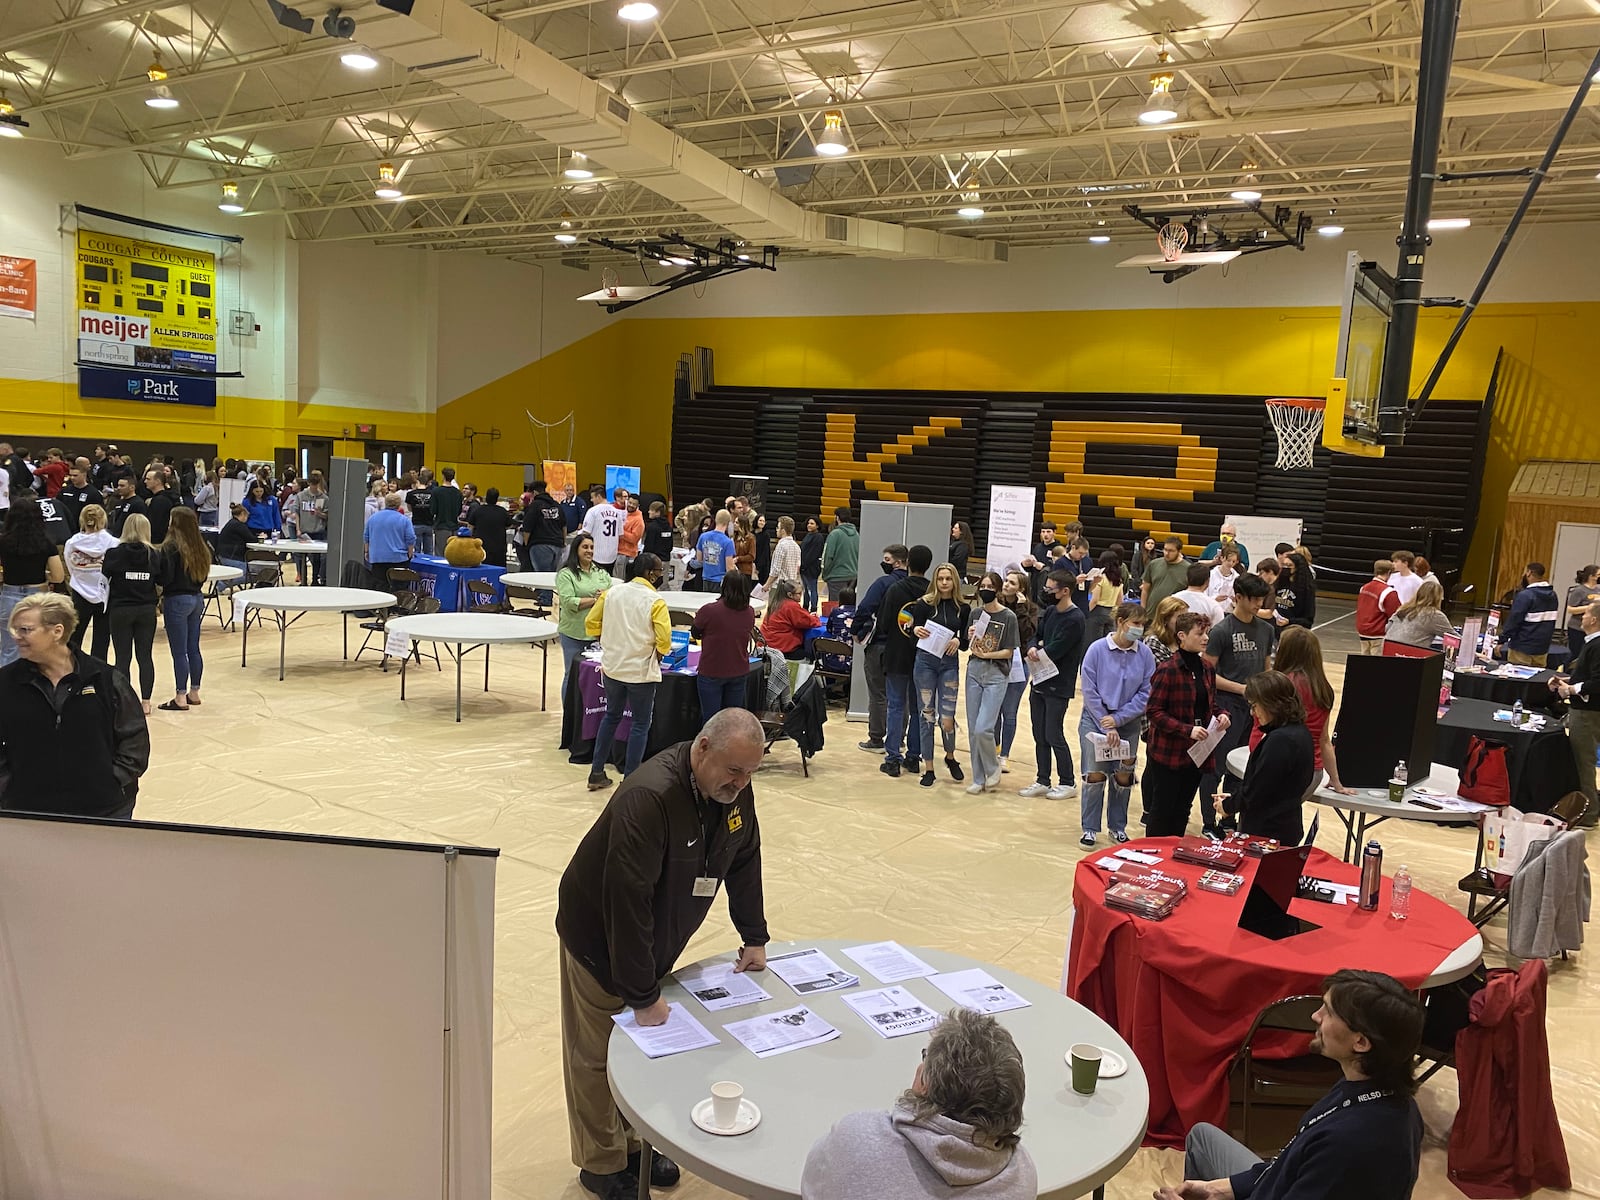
1316, 224, 1344, 237
218, 182, 244, 213
145, 85, 179, 109
341, 49, 379, 70
816, 110, 849, 156
618, 1, 658, 19
564, 151, 594, 180
1089, 234, 1111, 243
1427, 217, 1470, 230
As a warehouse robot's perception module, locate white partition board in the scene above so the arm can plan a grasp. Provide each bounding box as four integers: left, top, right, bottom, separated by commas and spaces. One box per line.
1225, 514, 1303, 567
0, 815, 496, 1200
849, 500, 953, 721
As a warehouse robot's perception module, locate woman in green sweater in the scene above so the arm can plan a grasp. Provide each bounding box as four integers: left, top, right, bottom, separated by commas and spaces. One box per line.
556, 532, 612, 698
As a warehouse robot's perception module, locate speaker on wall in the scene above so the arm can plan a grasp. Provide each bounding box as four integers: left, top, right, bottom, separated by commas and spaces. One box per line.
1332, 652, 1445, 787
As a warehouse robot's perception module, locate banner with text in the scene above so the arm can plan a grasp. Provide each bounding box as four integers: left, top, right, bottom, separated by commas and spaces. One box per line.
0, 256, 36, 319
986, 485, 1036, 575
79, 364, 216, 408
75, 229, 216, 375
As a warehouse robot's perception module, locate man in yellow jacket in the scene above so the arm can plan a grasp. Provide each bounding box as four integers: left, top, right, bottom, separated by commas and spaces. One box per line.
586, 552, 672, 790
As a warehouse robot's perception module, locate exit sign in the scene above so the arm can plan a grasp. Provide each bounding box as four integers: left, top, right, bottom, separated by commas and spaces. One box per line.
354, 423, 377, 437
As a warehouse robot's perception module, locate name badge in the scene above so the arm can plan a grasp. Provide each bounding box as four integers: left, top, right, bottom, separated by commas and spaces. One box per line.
692, 876, 719, 898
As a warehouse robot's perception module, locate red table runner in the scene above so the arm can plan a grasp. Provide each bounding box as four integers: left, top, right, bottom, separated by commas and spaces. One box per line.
1065, 837, 1478, 1149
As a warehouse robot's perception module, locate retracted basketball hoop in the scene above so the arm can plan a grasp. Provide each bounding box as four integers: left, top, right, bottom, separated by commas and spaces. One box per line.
1157, 222, 1188, 263
1264, 397, 1326, 471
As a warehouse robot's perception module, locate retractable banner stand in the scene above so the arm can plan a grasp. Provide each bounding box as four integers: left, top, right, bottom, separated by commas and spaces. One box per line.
542, 460, 577, 496
986, 485, 1036, 576
729, 474, 768, 515
850, 500, 954, 722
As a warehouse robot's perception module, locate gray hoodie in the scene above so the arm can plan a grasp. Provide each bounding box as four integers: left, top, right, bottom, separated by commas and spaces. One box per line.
801, 1106, 1038, 1200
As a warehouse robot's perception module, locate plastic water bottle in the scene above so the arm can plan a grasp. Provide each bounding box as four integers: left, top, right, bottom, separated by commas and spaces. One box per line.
1390, 865, 1412, 920
1388, 760, 1408, 804
1359, 840, 1383, 911
1512, 698, 1524, 727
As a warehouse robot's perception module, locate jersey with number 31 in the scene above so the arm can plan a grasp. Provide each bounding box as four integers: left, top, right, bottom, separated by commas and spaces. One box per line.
583, 502, 623, 564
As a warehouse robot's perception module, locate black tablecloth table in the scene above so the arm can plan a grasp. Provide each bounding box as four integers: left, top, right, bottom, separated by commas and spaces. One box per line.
1450, 667, 1560, 711
1435, 697, 1579, 813
560, 657, 766, 769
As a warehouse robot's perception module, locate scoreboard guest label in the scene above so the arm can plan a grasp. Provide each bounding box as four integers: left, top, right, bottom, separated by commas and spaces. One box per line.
75, 230, 217, 374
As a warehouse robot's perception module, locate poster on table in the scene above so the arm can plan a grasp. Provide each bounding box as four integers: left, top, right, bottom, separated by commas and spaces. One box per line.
985, 485, 1036, 575
605, 464, 641, 499
542, 460, 577, 497
0, 256, 36, 319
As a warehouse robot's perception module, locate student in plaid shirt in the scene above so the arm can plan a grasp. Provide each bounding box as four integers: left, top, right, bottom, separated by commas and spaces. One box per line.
1142, 611, 1230, 837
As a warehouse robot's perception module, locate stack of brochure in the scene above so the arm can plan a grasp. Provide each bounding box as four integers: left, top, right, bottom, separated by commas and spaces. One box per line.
1172, 836, 1244, 869
1104, 867, 1186, 920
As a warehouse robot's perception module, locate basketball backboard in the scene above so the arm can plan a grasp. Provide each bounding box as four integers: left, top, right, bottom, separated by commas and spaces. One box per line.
577, 284, 669, 304
1116, 250, 1242, 269
1324, 250, 1388, 458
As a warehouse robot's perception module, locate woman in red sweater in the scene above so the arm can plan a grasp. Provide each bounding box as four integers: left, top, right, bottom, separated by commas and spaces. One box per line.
761, 579, 821, 658
1246, 625, 1355, 796
690, 571, 757, 722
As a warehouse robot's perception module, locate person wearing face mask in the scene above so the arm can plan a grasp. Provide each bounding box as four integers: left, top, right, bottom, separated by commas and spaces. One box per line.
992, 571, 1037, 775
964, 572, 1021, 794
1018, 569, 1086, 802
1142, 612, 1228, 836
585, 553, 671, 791
1075, 603, 1156, 845
855, 544, 910, 753
556, 708, 771, 1200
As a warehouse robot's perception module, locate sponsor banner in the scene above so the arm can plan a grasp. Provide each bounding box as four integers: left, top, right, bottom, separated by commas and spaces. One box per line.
0, 256, 36, 319
542, 460, 577, 495
76, 229, 216, 372
985, 484, 1036, 575
79, 365, 217, 408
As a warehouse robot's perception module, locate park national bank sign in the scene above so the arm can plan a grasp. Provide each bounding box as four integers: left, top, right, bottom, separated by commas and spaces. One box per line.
75, 229, 217, 407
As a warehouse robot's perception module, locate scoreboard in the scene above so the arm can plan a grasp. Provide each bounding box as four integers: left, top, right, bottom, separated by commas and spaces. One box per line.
76, 229, 217, 375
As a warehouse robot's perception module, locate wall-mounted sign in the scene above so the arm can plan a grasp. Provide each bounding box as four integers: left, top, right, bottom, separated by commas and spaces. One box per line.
0, 256, 36, 319
79, 364, 216, 408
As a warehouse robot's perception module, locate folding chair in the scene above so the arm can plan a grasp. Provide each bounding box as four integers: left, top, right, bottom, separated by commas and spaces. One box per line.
812, 636, 853, 705
240, 565, 281, 633
502, 582, 548, 618
465, 578, 503, 613
1232, 995, 1342, 1152
356, 568, 423, 669
1457, 790, 1587, 927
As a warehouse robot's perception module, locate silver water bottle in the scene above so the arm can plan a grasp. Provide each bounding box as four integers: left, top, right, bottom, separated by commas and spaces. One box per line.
1359, 840, 1383, 911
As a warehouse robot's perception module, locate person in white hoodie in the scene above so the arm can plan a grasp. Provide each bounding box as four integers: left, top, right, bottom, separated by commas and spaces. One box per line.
801, 1007, 1038, 1200
63, 503, 117, 660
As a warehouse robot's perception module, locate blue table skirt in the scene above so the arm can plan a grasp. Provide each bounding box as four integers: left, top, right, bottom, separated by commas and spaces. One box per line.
410, 555, 506, 613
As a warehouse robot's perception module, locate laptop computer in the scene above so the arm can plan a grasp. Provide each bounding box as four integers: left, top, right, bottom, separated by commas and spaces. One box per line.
1238, 843, 1322, 941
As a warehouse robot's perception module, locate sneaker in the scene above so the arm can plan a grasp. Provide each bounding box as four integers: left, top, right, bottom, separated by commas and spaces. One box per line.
920, 770, 936, 788
628, 1148, 681, 1189
586, 772, 614, 792
945, 756, 965, 782
1111, 831, 1130, 843
1046, 785, 1078, 801
904, 757, 922, 774
965, 782, 986, 795
880, 759, 901, 778
998, 755, 1009, 774
1079, 832, 1097, 847
858, 739, 886, 752
1018, 783, 1052, 798
579, 1168, 640, 1200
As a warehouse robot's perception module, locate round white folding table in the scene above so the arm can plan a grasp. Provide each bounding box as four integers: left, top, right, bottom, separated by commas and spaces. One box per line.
203, 563, 245, 630
247, 539, 329, 585
238, 587, 395, 681
384, 612, 560, 721
608, 938, 1148, 1200
498, 571, 558, 591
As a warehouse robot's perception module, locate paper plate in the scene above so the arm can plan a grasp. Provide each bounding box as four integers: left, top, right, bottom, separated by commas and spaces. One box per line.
1063, 1046, 1129, 1079
691, 1096, 761, 1136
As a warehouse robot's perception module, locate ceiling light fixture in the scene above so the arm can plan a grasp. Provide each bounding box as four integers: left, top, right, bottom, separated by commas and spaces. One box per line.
374, 161, 404, 200
146, 53, 168, 84
1427, 217, 1470, 230
815, 110, 849, 156
1089, 234, 1111, 243
145, 85, 179, 109
1230, 163, 1262, 202
341, 48, 378, 70
1317, 224, 1344, 237
618, 1, 659, 20
957, 189, 984, 219
0, 91, 27, 138
217, 181, 244, 213
554, 219, 578, 244
564, 151, 594, 180
1139, 51, 1179, 125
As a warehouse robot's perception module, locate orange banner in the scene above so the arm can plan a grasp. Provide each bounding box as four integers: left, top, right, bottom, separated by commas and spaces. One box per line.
0, 255, 36, 319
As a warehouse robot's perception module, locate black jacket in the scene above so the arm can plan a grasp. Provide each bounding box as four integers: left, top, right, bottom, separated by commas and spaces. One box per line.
800, 530, 825, 577
1570, 631, 1600, 710
555, 742, 768, 1008
144, 490, 178, 543
0, 650, 149, 817
469, 503, 511, 568
1227, 721, 1315, 845
109, 494, 146, 537
102, 542, 161, 606
523, 491, 566, 547
881, 575, 931, 675
56, 482, 98, 531
644, 516, 674, 563
1232, 1078, 1421, 1200
1032, 603, 1087, 699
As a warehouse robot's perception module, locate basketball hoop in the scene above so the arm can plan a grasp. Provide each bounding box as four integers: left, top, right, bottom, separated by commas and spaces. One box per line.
1156, 222, 1188, 263
1264, 397, 1326, 471
601, 267, 619, 300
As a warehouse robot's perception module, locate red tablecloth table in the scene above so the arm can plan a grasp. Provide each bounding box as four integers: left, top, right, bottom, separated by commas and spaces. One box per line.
1064, 837, 1480, 1149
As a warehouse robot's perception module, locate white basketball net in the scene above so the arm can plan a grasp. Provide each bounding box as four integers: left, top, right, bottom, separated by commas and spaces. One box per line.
1157, 222, 1188, 262
601, 267, 619, 298
1265, 400, 1325, 471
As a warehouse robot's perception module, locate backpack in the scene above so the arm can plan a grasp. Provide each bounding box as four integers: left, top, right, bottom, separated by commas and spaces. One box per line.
1459, 736, 1512, 808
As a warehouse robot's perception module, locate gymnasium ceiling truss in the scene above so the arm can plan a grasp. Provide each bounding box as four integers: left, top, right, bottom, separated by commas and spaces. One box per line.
1121, 201, 1312, 282
4, 0, 1600, 261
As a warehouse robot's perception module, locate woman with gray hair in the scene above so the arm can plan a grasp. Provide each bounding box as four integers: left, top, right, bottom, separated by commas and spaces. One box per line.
801, 1007, 1038, 1199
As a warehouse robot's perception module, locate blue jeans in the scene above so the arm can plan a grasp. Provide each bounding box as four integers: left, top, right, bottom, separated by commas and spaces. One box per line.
592, 678, 659, 777
162, 593, 204, 692
993, 679, 1026, 756
531, 543, 560, 605
697, 674, 747, 725
414, 526, 435, 555
560, 634, 592, 702
965, 667, 1010, 784
914, 651, 961, 762
0, 584, 39, 666
1078, 711, 1142, 835
802, 575, 819, 612
884, 672, 916, 763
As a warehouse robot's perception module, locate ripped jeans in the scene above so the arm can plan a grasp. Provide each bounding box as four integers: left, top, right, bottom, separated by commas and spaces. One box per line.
913, 650, 962, 763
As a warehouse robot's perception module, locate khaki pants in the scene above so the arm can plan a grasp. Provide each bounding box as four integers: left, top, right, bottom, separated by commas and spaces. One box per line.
559, 947, 636, 1174
1360, 638, 1384, 656
1509, 649, 1548, 668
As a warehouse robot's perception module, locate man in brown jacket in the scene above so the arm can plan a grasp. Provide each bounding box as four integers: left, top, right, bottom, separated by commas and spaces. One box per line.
555, 708, 770, 1200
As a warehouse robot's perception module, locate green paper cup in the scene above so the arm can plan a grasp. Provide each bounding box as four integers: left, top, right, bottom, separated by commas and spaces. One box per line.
1070, 1043, 1102, 1095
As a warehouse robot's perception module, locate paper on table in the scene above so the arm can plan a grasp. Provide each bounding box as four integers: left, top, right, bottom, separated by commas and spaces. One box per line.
674, 961, 773, 1012
927, 968, 1031, 1014
1113, 847, 1162, 865
841, 940, 937, 983
232, 593, 250, 627
1088, 731, 1136, 762
842, 986, 942, 1039
916, 620, 956, 660
385, 625, 412, 659
1187, 715, 1228, 768
723, 1005, 841, 1058
1027, 649, 1059, 685
1092, 856, 1125, 871
765, 947, 860, 995
611, 1002, 720, 1059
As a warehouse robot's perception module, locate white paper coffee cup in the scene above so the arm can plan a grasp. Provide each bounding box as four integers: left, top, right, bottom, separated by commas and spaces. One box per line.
710, 1080, 743, 1128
